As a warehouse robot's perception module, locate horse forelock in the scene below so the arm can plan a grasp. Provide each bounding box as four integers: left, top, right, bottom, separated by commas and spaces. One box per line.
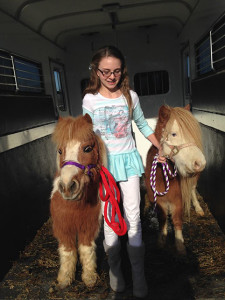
52, 116, 94, 149
164, 107, 203, 151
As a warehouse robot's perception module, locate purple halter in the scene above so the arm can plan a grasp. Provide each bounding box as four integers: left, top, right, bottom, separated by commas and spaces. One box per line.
61, 161, 97, 177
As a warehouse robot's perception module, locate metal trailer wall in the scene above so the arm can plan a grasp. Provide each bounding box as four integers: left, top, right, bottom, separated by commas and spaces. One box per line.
0, 95, 57, 280
192, 72, 225, 233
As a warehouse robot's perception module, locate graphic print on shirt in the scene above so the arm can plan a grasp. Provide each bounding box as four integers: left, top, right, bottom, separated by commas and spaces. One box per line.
94, 105, 130, 140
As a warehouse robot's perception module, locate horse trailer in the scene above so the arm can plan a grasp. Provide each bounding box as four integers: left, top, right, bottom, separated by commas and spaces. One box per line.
0, 0, 225, 298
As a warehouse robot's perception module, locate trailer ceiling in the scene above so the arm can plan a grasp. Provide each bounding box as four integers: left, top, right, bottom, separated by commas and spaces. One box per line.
0, 0, 199, 49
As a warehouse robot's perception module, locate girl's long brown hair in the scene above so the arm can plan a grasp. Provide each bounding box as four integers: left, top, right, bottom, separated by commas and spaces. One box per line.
83, 45, 133, 117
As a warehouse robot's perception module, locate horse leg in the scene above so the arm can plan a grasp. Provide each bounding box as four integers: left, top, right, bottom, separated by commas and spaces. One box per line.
191, 186, 204, 216
171, 203, 186, 255
144, 193, 151, 214
78, 241, 98, 287
157, 203, 168, 248
57, 244, 77, 289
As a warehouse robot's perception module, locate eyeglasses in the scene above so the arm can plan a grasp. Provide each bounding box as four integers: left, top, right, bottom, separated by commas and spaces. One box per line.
98, 68, 121, 78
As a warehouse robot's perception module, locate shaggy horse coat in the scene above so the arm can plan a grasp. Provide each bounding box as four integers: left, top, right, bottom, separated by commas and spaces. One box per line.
50, 114, 106, 289
145, 105, 206, 254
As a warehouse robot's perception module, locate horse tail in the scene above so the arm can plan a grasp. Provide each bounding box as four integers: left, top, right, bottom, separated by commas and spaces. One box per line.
180, 176, 198, 218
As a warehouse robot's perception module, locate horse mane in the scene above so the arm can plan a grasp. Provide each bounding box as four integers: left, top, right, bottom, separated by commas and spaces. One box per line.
159, 105, 203, 217
52, 115, 94, 148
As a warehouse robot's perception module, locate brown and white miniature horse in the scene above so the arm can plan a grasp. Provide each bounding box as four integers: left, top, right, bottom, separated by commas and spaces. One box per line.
50, 114, 106, 289
145, 105, 206, 254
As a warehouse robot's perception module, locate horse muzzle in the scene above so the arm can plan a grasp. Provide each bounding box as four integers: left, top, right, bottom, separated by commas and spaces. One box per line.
58, 179, 83, 201
163, 142, 206, 177
178, 156, 206, 177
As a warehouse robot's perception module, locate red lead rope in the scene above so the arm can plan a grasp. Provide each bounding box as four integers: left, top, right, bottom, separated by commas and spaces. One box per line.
99, 166, 127, 236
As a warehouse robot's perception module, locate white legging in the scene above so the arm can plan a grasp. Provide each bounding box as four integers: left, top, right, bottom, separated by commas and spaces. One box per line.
103, 175, 142, 247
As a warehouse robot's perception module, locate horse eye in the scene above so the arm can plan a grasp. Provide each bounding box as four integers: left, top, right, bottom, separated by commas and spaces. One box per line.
171, 133, 177, 137
83, 145, 93, 153
58, 149, 62, 155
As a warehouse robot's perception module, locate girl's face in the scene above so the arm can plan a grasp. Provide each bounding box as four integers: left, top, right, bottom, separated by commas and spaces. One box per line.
97, 56, 122, 91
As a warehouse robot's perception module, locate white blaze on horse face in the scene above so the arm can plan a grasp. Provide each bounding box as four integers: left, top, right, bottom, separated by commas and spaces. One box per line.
163, 120, 206, 177
60, 141, 81, 185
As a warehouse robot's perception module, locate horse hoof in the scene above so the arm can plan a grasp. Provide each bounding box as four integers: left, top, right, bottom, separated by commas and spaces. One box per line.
82, 272, 98, 287
176, 241, 186, 256
196, 209, 204, 217
56, 276, 73, 289
56, 282, 70, 290
157, 234, 167, 248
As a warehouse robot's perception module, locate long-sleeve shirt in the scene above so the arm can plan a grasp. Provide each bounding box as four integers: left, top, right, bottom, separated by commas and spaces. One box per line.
82, 90, 153, 181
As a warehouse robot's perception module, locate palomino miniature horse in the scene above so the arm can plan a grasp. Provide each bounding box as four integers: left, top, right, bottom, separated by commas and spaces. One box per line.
145, 105, 206, 254
50, 114, 106, 289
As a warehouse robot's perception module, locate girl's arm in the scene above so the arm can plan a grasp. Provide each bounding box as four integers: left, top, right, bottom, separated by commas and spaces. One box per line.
147, 133, 165, 162
133, 101, 165, 162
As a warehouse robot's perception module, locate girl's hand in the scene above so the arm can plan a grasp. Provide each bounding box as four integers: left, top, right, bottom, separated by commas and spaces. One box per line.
157, 147, 166, 163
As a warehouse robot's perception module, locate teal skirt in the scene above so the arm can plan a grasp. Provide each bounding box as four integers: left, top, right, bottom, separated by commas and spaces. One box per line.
107, 149, 144, 182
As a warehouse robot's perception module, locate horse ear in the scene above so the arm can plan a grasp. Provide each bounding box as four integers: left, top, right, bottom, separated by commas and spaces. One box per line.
57, 116, 63, 122
158, 105, 171, 122
184, 104, 191, 111
83, 113, 93, 124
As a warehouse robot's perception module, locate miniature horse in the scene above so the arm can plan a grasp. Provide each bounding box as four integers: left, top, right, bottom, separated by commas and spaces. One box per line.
50, 114, 107, 289
145, 105, 206, 254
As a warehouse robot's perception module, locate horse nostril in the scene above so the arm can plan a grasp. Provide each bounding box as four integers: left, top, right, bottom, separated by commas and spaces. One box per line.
194, 161, 201, 170
58, 181, 65, 194
69, 180, 76, 193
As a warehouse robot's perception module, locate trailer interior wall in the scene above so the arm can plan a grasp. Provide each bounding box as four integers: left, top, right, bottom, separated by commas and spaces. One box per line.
66, 27, 183, 116
0, 10, 66, 279
178, 0, 225, 233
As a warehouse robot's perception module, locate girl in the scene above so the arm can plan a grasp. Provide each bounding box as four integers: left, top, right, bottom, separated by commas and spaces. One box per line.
82, 45, 164, 298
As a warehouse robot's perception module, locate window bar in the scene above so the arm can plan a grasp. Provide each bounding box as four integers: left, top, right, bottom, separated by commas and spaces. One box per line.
11, 55, 19, 91
0, 83, 16, 86
209, 30, 214, 70
195, 46, 210, 59
213, 56, 225, 64
17, 76, 44, 84
195, 38, 210, 52
18, 84, 44, 90
211, 21, 225, 38
15, 68, 44, 77
197, 63, 212, 74
212, 44, 225, 55
196, 54, 211, 67
14, 58, 42, 70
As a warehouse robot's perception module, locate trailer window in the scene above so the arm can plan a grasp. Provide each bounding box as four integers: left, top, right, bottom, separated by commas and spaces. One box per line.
195, 13, 225, 77
0, 49, 44, 94
195, 36, 212, 76
211, 14, 225, 70
53, 69, 66, 111
134, 70, 169, 96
